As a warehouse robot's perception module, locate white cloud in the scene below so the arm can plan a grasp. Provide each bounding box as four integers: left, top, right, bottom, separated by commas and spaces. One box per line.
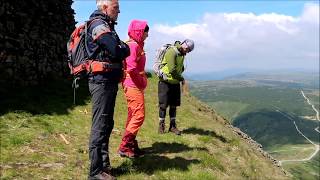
301, 3, 320, 24
145, 3, 319, 73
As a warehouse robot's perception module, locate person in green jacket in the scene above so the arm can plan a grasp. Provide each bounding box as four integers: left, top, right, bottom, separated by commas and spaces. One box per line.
158, 39, 194, 135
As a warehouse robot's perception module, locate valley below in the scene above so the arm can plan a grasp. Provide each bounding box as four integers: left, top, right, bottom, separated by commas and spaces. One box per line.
189, 71, 320, 179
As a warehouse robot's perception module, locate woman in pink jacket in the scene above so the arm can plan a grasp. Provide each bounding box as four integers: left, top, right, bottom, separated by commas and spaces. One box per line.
118, 20, 149, 158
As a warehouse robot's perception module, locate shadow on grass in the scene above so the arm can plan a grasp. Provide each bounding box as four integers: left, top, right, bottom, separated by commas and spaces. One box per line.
141, 142, 208, 154
113, 142, 206, 176
0, 78, 90, 116
114, 155, 201, 176
182, 127, 228, 143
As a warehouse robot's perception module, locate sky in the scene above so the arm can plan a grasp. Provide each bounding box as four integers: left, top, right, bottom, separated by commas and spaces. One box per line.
72, 0, 319, 74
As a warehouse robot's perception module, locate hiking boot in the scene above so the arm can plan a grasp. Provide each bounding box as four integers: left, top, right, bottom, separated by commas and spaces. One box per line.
133, 139, 145, 156
102, 167, 112, 174
90, 171, 116, 180
118, 149, 137, 158
169, 124, 181, 135
158, 121, 165, 134
118, 131, 137, 158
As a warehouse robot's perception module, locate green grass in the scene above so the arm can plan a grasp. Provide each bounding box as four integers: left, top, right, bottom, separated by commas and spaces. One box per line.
0, 76, 287, 179
190, 82, 315, 117
208, 101, 249, 122
305, 91, 320, 111
268, 144, 316, 160
283, 153, 320, 180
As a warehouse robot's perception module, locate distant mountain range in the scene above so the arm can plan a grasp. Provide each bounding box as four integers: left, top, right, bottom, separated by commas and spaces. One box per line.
185, 69, 319, 82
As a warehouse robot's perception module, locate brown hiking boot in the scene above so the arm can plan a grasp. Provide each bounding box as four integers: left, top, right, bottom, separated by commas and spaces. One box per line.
169, 123, 181, 135
90, 171, 116, 180
158, 121, 165, 134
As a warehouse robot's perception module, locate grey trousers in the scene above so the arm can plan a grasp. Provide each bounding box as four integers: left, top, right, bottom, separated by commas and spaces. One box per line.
88, 81, 118, 177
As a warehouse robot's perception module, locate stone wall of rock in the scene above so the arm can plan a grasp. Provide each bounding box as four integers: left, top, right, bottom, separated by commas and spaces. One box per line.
0, 0, 75, 86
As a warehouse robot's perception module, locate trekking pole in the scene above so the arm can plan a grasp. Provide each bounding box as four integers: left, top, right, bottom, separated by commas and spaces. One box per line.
72, 77, 80, 105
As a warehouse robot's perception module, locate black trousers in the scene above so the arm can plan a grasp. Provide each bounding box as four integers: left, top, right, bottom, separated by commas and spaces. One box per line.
158, 81, 181, 109
88, 81, 118, 176
158, 81, 180, 121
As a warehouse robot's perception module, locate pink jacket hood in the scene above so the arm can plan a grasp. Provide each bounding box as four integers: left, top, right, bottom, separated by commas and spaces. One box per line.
128, 20, 148, 44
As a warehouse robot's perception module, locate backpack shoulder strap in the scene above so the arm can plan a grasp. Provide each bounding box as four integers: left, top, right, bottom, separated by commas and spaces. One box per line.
84, 18, 104, 59
83, 21, 91, 57
171, 46, 180, 55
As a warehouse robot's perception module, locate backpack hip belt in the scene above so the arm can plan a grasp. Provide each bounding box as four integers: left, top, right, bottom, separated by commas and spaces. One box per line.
71, 60, 122, 75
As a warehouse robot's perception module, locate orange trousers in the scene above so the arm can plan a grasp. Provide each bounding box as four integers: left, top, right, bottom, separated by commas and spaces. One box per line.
124, 87, 145, 135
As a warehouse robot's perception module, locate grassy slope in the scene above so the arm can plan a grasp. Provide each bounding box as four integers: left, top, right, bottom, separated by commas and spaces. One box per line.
207, 101, 249, 122
0, 77, 287, 179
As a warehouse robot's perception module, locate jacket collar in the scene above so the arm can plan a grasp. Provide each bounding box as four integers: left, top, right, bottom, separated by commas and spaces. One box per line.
89, 10, 117, 27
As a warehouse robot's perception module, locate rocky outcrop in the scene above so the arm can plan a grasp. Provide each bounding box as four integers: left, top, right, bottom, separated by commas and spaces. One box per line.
0, 0, 75, 86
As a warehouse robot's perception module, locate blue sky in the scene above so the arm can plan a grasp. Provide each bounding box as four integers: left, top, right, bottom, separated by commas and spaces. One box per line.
72, 1, 319, 73
72, 0, 313, 37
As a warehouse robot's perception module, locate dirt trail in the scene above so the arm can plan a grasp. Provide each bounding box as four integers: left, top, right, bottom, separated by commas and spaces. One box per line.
277, 90, 319, 165
301, 90, 320, 134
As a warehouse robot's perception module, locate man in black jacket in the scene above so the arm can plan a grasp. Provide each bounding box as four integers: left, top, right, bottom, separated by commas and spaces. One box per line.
86, 0, 129, 179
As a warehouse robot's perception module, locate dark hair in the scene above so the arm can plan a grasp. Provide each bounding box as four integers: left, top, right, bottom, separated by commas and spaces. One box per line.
144, 25, 149, 32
